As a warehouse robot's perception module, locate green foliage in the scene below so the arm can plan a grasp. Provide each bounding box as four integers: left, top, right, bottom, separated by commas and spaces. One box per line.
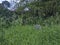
0, 4, 19, 28
0, 0, 60, 45
3, 24, 60, 45
15, 0, 60, 25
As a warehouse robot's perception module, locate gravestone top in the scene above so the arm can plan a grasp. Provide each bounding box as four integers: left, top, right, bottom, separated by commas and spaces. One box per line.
34, 24, 41, 30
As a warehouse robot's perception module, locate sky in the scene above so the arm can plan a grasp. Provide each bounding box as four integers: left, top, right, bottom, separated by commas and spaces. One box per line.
0, 0, 20, 3
0, 0, 29, 11
0, 0, 20, 11
0, 0, 10, 3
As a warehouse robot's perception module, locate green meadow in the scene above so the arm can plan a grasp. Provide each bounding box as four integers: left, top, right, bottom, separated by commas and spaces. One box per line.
1, 24, 60, 45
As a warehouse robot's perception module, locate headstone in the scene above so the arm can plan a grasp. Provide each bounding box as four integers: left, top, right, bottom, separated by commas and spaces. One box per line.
34, 24, 41, 30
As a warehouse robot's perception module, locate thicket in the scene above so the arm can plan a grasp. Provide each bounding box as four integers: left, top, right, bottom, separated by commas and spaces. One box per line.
16, 0, 60, 25
0, 0, 60, 27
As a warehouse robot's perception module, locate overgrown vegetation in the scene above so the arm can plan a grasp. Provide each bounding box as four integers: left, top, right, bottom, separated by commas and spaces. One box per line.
16, 0, 60, 25
0, 0, 60, 45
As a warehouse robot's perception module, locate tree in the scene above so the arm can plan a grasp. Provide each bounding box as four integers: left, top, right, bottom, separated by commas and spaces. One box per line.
15, 0, 60, 25
0, 3, 19, 28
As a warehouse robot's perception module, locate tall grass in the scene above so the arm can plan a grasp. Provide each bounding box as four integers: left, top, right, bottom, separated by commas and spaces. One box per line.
0, 14, 60, 45
3, 24, 60, 45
